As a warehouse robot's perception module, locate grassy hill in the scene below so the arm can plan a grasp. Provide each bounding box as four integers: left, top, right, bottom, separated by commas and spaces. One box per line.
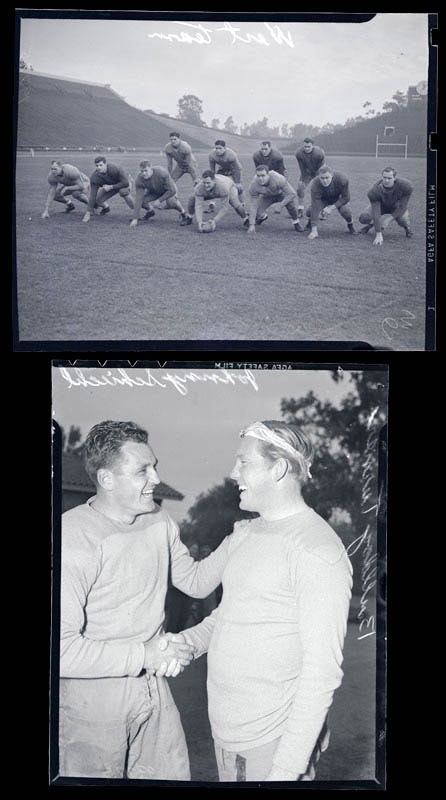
16, 71, 211, 150
16, 70, 258, 152
279, 104, 428, 157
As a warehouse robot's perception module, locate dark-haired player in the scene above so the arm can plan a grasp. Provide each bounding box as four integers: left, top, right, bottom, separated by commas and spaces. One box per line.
82, 156, 134, 222
41, 160, 90, 218
304, 166, 357, 239
295, 138, 326, 217
358, 167, 414, 245
164, 132, 198, 185
129, 161, 188, 227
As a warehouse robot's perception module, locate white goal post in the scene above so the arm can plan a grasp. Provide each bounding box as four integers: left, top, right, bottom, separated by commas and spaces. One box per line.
376, 134, 408, 159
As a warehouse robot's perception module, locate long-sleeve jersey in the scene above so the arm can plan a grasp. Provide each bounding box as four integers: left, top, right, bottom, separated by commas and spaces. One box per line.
367, 177, 413, 231
253, 148, 286, 175
164, 140, 196, 170
183, 510, 352, 777
295, 146, 326, 181
194, 174, 234, 224
249, 171, 296, 203
132, 167, 177, 220
309, 171, 350, 223
60, 498, 230, 679
47, 164, 89, 188
209, 148, 242, 183
88, 163, 130, 210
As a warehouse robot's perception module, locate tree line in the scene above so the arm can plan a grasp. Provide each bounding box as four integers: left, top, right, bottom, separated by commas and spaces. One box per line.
146, 88, 415, 138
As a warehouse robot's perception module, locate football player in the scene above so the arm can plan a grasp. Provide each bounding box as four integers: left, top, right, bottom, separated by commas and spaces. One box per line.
181, 170, 248, 232
82, 156, 134, 222
246, 165, 300, 234
253, 141, 286, 176
208, 140, 245, 205
358, 167, 414, 245
129, 161, 188, 227
304, 165, 357, 239
41, 160, 90, 218
164, 132, 198, 185
295, 138, 326, 217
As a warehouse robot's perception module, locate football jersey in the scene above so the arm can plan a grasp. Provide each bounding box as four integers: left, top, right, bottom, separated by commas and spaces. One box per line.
209, 148, 242, 182
135, 167, 176, 197
367, 178, 413, 211
310, 172, 350, 205
48, 164, 89, 186
253, 148, 286, 175
90, 163, 129, 188
195, 174, 234, 199
164, 140, 195, 167
249, 171, 294, 198
295, 146, 326, 178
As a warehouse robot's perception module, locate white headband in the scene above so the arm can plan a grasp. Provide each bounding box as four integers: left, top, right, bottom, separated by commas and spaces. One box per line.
240, 421, 312, 479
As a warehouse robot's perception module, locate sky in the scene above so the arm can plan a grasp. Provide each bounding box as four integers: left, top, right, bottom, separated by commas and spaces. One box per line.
19, 13, 430, 130
52, 364, 364, 523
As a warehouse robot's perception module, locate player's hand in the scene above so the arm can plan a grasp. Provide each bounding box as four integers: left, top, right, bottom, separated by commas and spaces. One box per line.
324, 205, 334, 216
247, 225, 256, 233
373, 232, 384, 246
129, 218, 138, 228
41, 210, 50, 219
82, 211, 91, 223
155, 633, 193, 677
308, 229, 318, 240
103, 184, 113, 192
197, 222, 204, 232
143, 634, 193, 676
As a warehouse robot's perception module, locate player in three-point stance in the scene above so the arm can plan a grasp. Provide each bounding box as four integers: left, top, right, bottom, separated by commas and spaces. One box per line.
129, 161, 188, 228
41, 160, 90, 218
303, 165, 357, 239
181, 170, 248, 232
246, 165, 301, 234
82, 156, 135, 222
358, 166, 414, 245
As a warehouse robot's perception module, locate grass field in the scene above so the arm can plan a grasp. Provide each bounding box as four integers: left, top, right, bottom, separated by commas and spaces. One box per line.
15, 152, 427, 347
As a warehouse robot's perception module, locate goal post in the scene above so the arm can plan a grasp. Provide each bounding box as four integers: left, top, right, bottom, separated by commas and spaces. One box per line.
376, 134, 408, 159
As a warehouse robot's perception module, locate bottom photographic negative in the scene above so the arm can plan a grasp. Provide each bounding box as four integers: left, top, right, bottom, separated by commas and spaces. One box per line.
50, 361, 387, 787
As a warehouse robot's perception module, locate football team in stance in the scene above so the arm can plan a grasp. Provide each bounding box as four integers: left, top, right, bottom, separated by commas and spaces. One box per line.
41, 132, 414, 246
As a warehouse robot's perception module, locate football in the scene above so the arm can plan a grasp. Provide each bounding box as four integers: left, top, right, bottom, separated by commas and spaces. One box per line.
201, 220, 216, 233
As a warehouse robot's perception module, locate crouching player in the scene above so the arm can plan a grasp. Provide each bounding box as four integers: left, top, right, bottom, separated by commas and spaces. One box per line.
129, 161, 188, 228
181, 171, 248, 233
42, 160, 90, 218
83, 156, 134, 222
358, 167, 414, 245
304, 166, 357, 239
246, 166, 301, 234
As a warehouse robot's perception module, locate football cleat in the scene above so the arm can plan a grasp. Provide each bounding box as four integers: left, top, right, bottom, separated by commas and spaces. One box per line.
99, 206, 111, 216
256, 214, 268, 225
143, 209, 155, 220
180, 215, 193, 226
65, 202, 75, 213
405, 229, 414, 238
293, 221, 305, 232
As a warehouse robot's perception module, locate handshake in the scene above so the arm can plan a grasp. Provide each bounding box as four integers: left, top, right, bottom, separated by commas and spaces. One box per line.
144, 632, 194, 678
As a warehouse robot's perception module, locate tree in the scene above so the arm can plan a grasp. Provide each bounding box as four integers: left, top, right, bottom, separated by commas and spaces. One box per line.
392, 90, 407, 108
223, 116, 237, 134
19, 59, 34, 71
180, 478, 256, 551
211, 118, 220, 130
281, 123, 290, 137
177, 94, 205, 126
